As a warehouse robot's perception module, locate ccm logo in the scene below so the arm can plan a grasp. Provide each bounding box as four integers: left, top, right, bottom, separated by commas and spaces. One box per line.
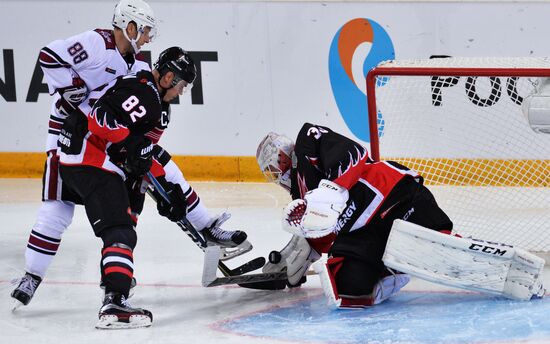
468, 244, 507, 256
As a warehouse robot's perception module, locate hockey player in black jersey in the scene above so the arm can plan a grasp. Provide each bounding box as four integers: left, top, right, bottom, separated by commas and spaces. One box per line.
54, 47, 197, 329
12, 47, 248, 312
12, 45, 252, 307
257, 123, 453, 308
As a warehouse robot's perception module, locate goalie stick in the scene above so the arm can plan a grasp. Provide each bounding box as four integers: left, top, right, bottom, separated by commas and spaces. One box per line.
145, 172, 264, 277
202, 245, 313, 288
202, 246, 315, 290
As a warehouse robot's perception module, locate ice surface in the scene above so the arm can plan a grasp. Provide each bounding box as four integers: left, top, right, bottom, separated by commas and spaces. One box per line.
1, 179, 549, 344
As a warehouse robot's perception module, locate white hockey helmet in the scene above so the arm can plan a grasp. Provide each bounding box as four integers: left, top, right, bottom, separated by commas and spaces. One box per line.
112, 0, 157, 53
256, 132, 294, 191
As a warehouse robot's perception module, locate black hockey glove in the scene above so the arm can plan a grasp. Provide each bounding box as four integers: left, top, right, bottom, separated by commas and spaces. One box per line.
155, 178, 188, 222
126, 175, 147, 218
123, 135, 153, 177
55, 78, 88, 117
58, 109, 88, 155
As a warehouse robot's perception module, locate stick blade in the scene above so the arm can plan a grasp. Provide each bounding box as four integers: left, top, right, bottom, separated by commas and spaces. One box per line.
202, 246, 222, 287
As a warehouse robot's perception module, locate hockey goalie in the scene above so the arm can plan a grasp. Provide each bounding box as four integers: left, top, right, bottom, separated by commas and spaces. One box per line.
256, 123, 546, 309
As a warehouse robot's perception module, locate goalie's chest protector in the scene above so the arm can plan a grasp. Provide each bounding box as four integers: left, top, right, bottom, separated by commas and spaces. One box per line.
336, 161, 421, 233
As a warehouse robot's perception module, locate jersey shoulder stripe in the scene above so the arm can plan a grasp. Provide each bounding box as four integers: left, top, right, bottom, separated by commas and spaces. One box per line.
39, 47, 71, 69
93, 29, 116, 50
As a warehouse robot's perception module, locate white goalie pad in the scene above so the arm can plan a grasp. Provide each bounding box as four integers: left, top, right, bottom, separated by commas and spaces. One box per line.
383, 220, 546, 301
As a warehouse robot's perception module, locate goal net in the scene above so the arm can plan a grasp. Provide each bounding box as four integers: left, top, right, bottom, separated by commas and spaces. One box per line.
366, 57, 550, 253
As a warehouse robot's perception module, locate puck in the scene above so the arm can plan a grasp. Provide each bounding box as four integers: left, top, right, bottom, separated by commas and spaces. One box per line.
269, 250, 282, 264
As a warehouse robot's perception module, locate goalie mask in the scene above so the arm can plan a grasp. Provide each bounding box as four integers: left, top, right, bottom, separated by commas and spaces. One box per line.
256, 132, 294, 191
112, 0, 157, 53
154, 47, 197, 95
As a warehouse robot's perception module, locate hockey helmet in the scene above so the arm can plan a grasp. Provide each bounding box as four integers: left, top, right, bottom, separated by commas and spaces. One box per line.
112, 0, 157, 52
256, 132, 294, 191
154, 47, 197, 93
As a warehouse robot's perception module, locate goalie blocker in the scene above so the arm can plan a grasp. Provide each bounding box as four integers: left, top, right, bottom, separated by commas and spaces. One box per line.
383, 220, 546, 300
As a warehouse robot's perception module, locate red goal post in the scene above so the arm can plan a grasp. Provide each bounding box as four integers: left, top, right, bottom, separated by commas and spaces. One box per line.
365, 57, 550, 253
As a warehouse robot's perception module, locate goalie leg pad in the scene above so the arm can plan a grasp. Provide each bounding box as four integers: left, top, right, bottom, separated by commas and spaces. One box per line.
383, 220, 546, 301
369, 271, 410, 305
314, 256, 410, 309
313, 257, 345, 308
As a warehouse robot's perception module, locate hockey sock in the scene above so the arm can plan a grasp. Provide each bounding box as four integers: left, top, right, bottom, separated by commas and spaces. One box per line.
24, 200, 74, 278
25, 228, 62, 278
101, 244, 134, 297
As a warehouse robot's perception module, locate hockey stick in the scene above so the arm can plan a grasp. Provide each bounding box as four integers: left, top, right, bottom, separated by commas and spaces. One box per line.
205, 272, 312, 287
146, 173, 305, 289
206, 271, 289, 287
202, 246, 313, 288
145, 172, 264, 277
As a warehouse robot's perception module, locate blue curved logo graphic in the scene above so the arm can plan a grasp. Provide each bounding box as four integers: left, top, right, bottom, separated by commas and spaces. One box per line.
329, 18, 395, 143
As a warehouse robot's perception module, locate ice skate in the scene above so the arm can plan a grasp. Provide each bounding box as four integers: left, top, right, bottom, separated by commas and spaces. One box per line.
96, 292, 152, 329
201, 212, 252, 260
11, 272, 42, 309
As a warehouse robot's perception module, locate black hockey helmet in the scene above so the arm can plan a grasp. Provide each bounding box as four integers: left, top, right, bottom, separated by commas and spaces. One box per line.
154, 47, 196, 87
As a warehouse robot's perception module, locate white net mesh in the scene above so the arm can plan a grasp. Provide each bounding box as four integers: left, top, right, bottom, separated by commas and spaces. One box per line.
369, 57, 550, 252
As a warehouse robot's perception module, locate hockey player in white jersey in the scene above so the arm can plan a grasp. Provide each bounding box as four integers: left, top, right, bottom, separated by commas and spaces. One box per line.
12, 1, 249, 308
10, 0, 157, 307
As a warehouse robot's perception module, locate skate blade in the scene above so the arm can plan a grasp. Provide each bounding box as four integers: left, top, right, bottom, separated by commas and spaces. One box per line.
219, 240, 253, 261
11, 300, 24, 312
95, 314, 152, 330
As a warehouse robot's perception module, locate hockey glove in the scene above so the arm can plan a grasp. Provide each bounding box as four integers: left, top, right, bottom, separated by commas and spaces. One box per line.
282, 179, 348, 238
55, 78, 88, 117
155, 178, 188, 222
58, 109, 88, 155
123, 135, 153, 177
126, 176, 148, 221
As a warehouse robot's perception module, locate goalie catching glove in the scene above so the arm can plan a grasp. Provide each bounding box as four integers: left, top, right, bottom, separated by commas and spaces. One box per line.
282, 179, 349, 238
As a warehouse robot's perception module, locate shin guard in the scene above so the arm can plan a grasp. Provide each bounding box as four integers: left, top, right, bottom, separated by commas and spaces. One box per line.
101, 243, 134, 297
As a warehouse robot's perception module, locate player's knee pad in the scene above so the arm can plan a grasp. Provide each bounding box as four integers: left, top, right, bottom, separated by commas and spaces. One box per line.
100, 226, 137, 250
34, 200, 75, 238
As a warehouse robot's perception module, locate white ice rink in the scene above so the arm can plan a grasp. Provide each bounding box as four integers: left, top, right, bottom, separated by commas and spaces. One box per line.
1, 179, 550, 344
